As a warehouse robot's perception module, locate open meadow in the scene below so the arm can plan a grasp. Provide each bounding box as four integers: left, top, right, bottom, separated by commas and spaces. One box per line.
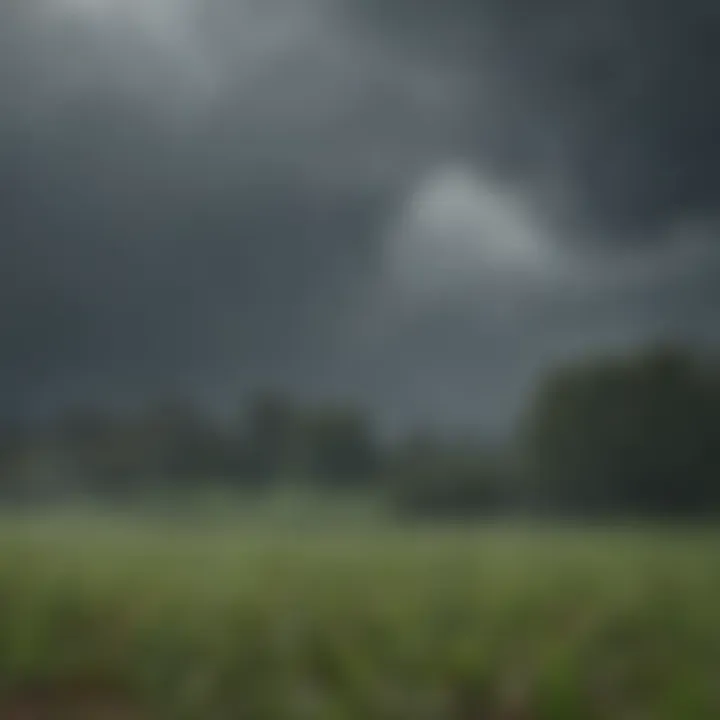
0, 509, 718, 719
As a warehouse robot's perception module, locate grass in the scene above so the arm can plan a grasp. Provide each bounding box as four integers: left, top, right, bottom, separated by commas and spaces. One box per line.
0, 510, 718, 718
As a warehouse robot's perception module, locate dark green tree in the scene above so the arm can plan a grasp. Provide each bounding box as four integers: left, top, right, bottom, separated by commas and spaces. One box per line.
389, 433, 506, 520
519, 344, 720, 517
241, 391, 302, 483
300, 405, 380, 485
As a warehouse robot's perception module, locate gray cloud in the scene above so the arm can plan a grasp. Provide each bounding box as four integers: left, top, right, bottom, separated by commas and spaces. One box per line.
0, 0, 451, 418
1, 0, 719, 432
350, 0, 720, 240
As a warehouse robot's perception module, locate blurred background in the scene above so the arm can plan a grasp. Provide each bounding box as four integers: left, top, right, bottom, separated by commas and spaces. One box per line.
1, 0, 719, 521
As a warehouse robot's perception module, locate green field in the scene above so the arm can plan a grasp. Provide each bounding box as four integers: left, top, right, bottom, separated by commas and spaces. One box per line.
0, 512, 718, 718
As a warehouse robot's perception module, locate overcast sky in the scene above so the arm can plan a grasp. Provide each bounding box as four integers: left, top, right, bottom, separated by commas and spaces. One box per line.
2, 0, 719, 434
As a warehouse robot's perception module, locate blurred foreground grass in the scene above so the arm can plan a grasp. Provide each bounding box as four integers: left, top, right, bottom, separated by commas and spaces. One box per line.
0, 511, 718, 718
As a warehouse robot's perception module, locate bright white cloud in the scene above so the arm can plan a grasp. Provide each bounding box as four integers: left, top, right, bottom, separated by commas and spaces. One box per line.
383, 163, 720, 305
383, 163, 565, 300
36, 0, 345, 109
35, 0, 218, 103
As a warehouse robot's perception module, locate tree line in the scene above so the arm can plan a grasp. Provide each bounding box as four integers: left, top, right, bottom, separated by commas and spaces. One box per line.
1, 343, 719, 519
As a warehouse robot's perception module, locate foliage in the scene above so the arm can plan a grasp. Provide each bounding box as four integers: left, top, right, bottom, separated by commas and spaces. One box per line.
389, 435, 507, 519
0, 517, 718, 719
1, 342, 719, 520
519, 344, 720, 517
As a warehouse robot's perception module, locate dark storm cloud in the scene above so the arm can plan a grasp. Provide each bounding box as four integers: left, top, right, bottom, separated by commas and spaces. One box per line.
0, 0, 457, 418
1, 0, 719, 432
350, 0, 720, 241
325, 0, 720, 432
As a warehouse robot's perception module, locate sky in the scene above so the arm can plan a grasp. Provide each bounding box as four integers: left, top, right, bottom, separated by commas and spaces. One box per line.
1, 0, 719, 434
